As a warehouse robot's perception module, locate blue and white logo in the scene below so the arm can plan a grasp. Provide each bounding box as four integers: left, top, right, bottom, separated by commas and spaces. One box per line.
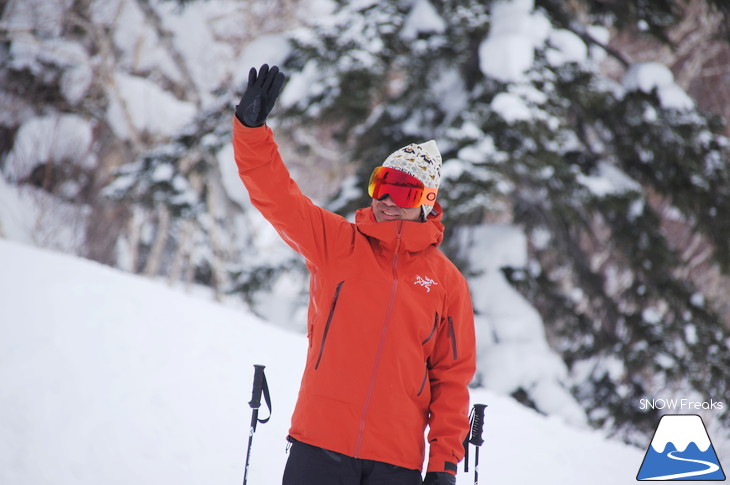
637, 414, 726, 481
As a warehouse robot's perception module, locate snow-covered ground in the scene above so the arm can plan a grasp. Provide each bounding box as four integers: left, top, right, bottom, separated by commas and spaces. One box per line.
0, 238, 646, 484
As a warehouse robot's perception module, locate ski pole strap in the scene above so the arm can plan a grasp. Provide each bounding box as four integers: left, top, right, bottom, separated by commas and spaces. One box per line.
463, 403, 487, 472
248, 364, 272, 424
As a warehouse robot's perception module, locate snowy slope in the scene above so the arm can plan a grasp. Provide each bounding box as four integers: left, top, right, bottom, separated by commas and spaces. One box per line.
0, 238, 645, 484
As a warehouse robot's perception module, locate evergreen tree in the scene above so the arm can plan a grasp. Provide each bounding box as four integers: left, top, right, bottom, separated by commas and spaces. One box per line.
279, 0, 730, 441
104, 94, 306, 312
103, 98, 235, 288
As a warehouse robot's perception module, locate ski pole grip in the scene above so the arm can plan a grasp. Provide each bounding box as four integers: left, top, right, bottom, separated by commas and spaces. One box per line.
469, 403, 487, 446
248, 364, 266, 409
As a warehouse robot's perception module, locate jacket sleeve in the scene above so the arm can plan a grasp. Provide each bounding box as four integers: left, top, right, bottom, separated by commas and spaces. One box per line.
426, 274, 477, 475
232, 117, 354, 267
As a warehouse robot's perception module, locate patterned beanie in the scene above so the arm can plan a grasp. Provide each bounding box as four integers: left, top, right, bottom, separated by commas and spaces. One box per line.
382, 140, 442, 221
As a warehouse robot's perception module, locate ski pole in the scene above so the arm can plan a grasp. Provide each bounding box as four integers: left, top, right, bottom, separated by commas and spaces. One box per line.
463, 403, 487, 485
243, 364, 271, 485
470, 404, 487, 485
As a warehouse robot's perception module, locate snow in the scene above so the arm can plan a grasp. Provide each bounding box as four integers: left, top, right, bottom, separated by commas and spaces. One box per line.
586, 25, 611, 63
0, 238, 646, 484
60, 62, 94, 105
105, 0, 184, 85
691, 292, 705, 308
478, 1, 585, 125
278, 60, 323, 110
623, 62, 695, 110
576, 161, 642, 197
401, 0, 447, 39
155, 1, 239, 106
491, 92, 532, 122
7, 35, 93, 105
106, 72, 197, 141
216, 143, 249, 209
344, 0, 379, 11
429, 68, 468, 125
2, 1, 727, 480
234, 34, 292, 91
215, 143, 293, 274
0, 179, 88, 254
302, 0, 337, 19
216, 140, 305, 329
546, 29, 588, 66
0, 0, 74, 38
684, 324, 698, 345
3, 114, 95, 182
530, 226, 552, 250
88, 0, 124, 25
478, 0, 552, 83
151, 163, 175, 183
458, 224, 588, 427
480, 33, 535, 84
642, 307, 663, 325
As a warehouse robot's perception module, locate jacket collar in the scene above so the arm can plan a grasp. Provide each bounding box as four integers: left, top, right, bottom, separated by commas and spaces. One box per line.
355, 202, 444, 253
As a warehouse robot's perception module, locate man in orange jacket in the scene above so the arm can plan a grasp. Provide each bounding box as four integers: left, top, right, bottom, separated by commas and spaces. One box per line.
233, 64, 476, 485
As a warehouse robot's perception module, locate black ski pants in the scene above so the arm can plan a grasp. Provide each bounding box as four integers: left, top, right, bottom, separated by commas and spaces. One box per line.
282, 438, 422, 485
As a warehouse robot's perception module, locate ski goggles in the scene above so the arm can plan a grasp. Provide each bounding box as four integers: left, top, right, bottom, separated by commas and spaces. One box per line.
367, 166, 438, 208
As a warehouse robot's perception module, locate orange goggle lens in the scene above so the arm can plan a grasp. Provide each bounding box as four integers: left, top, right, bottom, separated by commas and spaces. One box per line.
367, 166, 438, 209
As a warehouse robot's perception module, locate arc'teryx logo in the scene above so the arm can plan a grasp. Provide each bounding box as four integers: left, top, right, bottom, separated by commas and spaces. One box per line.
414, 275, 438, 292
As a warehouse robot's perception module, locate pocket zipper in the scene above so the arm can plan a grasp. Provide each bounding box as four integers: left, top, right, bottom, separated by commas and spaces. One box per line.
314, 281, 344, 370
447, 316, 458, 360
416, 366, 428, 397
421, 312, 439, 345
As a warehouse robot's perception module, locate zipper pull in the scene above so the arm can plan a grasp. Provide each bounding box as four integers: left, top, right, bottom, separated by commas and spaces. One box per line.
395, 221, 404, 253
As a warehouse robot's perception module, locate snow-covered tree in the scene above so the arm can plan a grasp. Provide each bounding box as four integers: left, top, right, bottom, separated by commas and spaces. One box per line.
0, 0, 307, 308
2, 0, 730, 447
276, 0, 730, 441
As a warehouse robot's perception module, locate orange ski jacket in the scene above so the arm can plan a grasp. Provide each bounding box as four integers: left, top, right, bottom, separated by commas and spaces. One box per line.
232, 118, 477, 474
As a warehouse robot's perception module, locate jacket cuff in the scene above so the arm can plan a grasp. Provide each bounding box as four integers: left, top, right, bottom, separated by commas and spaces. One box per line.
232, 116, 276, 172
232, 115, 270, 139
426, 459, 458, 475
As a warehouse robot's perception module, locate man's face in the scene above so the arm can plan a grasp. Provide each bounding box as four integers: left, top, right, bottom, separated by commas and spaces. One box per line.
371, 196, 422, 222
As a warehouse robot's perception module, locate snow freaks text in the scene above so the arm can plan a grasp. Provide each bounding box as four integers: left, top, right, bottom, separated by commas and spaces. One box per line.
639, 398, 725, 411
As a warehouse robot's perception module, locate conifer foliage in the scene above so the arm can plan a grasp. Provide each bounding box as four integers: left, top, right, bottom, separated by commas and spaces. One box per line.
279, 0, 730, 440
3, 0, 729, 446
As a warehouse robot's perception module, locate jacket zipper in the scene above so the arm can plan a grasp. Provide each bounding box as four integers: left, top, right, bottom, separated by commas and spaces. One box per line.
447, 316, 458, 360
354, 221, 404, 457
314, 281, 344, 370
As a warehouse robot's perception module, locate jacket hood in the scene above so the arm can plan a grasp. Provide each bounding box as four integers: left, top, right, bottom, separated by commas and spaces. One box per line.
355, 202, 444, 253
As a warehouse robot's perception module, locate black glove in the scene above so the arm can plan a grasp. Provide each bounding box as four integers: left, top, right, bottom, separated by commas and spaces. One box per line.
235, 64, 285, 127
423, 472, 456, 485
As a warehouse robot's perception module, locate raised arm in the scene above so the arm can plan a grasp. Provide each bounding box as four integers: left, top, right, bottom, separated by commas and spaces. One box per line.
232, 65, 354, 267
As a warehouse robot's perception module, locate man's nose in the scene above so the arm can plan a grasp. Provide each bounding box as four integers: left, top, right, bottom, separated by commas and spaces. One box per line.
380, 195, 396, 206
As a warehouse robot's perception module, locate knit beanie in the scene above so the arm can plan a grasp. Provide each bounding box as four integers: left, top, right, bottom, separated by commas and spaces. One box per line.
382, 140, 442, 221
